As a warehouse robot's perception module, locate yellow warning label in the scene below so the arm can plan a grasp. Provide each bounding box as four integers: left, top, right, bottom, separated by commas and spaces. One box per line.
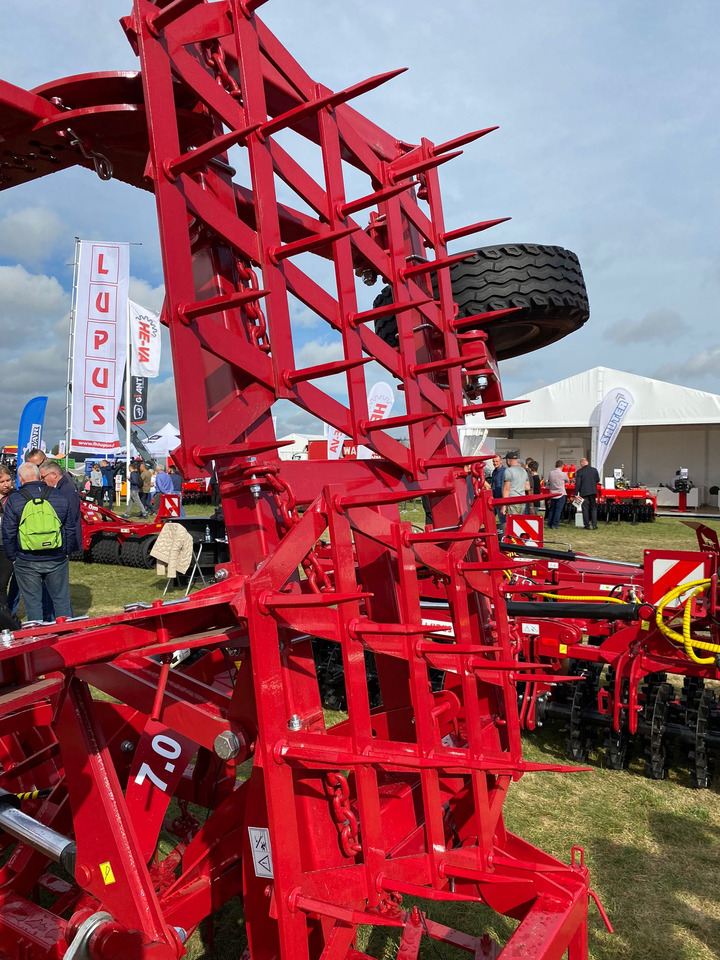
641, 620, 650, 631
559, 644, 568, 655
100, 861, 116, 885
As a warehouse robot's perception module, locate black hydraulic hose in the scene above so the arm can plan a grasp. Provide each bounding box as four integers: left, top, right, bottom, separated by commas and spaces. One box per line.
499, 542, 577, 562
505, 600, 641, 621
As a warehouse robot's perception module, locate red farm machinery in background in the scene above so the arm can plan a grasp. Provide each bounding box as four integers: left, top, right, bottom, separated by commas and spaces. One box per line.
2, 1, 717, 958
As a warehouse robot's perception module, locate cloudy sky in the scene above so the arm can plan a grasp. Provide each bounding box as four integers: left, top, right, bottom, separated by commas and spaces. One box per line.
1, 1, 719, 449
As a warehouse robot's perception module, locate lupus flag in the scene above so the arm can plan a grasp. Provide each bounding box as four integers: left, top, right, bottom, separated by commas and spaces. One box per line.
17, 396, 47, 475
596, 387, 634, 479
70, 241, 129, 451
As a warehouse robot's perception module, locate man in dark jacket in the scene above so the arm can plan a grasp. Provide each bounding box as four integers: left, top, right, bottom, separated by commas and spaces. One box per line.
576, 457, 601, 530
40, 461, 82, 554
2, 463, 75, 622
489, 454, 506, 533
99, 460, 115, 507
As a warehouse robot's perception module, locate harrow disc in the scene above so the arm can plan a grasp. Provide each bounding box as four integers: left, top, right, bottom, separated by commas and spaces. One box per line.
566, 667, 600, 763
604, 674, 632, 771
643, 681, 673, 780
688, 684, 715, 789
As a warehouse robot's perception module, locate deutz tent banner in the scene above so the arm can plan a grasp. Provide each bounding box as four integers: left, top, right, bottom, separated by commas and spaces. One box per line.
70, 241, 129, 451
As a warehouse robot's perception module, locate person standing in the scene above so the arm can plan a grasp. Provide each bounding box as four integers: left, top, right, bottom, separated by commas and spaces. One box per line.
0, 466, 15, 608
2, 463, 74, 623
501, 451, 530, 517
100, 460, 114, 507
546, 460, 569, 530
488, 454, 506, 533
524, 459, 541, 514
168, 465, 185, 517
89, 463, 103, 504
123, 463, 148, 519
40, 461, 82, 553
153, 465, 174, 512
140, 461, 153, 514
576, 456, 601, 530
39, 460, 82, 619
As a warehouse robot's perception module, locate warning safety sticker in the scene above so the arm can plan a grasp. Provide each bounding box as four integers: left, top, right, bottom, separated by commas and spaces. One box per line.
248, 826, 274, 878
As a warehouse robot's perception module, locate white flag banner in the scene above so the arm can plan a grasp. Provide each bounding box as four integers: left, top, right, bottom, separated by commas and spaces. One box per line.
129, 299, 162, 378
70, 241, 129, 452
357, 382, 394, 459
595, 387, 635, 479
324, 422, 346, 460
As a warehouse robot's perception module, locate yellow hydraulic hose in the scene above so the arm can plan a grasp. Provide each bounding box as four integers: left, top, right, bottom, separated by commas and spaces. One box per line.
654, 578, 720, 664
536, 592, 627, 604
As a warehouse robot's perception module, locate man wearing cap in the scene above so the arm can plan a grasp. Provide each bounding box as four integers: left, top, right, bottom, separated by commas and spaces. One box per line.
501, 451, 530, 516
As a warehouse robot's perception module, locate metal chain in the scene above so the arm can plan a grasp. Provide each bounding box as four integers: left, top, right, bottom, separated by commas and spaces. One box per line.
65, 128, 113, 181
470, 461, 486, 500
203, 40, 243, 100
253, 466, 331, 593
324, 772, 361, 857
238, 264, 270, 353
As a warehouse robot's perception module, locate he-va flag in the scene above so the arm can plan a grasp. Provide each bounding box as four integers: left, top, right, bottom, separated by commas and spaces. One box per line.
129, 300, 162, 378
357, 382, 394, 460
70, 241, 129, 451
596, 387, 634, 478
324, 422, 346, 460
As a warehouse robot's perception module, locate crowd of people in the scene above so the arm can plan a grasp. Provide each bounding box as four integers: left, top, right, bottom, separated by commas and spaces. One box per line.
85, 459, 184, 517
0, 450, 185, 625
487, 451, 601, 532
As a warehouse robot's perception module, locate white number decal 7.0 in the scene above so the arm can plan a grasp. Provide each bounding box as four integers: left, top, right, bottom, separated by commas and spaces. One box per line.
134, 761, 168, 793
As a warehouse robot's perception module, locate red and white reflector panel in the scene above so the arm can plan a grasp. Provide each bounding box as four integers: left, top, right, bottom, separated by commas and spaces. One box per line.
644, 550, 713, 608
505, 514, 543, 547
159, 494, 181, 518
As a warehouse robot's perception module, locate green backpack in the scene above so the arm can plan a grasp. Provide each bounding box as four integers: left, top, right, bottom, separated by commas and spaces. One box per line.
18, 487, 62, 552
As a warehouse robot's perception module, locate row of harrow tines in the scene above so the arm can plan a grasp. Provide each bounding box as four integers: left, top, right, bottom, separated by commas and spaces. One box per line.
495, 522, 720, 786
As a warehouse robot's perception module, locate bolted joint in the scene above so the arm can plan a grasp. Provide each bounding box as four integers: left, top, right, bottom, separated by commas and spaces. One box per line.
287, 714, 302, 732
213, 730, 241, 761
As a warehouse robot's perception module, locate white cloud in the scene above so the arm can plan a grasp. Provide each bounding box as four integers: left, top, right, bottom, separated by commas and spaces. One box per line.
0, 207, 64, 265
604, 309, 689, 345
0, 265, 69, 347
653, 347, 720, 389
129, 278, 165, 315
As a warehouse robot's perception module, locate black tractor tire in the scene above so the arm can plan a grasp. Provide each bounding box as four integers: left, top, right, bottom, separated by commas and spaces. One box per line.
373, 243, 589, 361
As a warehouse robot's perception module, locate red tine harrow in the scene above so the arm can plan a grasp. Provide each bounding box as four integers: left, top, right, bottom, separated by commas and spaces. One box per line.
0, 2, 608, 957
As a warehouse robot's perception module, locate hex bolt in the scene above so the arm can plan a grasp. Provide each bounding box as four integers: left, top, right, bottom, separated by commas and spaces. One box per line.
120, 740, 135, 753
213, 730, 241, 760
287, 714, 302, 731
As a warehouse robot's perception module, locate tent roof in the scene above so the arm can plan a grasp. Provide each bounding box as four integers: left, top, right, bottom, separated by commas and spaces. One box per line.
477, 367, 720, 429
148, 422, 180, 439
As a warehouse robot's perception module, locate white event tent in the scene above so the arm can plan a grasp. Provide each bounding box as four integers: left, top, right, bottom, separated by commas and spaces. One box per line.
144, 422, 181, 458
474, 367, 720, 505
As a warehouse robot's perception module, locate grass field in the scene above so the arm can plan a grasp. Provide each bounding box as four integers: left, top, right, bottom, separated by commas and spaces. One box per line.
66, 510, 720, 959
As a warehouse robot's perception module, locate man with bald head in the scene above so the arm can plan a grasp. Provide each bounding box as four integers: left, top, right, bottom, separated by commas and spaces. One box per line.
2, 463, 73, 623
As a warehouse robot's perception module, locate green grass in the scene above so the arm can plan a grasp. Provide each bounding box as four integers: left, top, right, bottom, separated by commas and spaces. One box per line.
66, 509, 720, 959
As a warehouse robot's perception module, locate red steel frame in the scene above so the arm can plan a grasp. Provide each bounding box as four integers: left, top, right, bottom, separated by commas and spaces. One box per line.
0, 2, 600, 957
